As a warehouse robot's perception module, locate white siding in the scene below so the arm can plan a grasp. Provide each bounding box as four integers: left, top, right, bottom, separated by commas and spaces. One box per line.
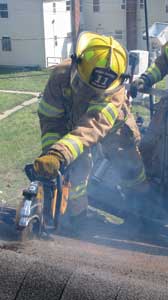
137, 0, 168, 50
81, 0, 168, 51
81, 0, 126, 47
43, 0, 73, 67
0, 0, 46, 67
0, 0, 168, 68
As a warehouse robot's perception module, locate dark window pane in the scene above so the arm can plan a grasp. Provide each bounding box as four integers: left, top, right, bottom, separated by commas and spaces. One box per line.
2, 37, 12, 51
0, 11, 8, 18
0, 4, 7, 10
0, 3, 8, 18
93, 0, 99, 12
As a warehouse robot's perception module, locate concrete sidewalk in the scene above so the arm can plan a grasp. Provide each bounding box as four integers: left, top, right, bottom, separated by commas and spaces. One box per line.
0, 89, 41, 120
0, 89, 39, 96
0, 97, 39, 120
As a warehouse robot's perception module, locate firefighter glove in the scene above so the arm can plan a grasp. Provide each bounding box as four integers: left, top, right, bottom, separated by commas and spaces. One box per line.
130, 74, 152, 98
34, 151, 64, 178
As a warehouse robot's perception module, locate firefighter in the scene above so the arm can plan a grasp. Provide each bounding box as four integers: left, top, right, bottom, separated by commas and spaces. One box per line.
34, 31, 147, 226
130, 42, 168, 181
130, 42, 168, 98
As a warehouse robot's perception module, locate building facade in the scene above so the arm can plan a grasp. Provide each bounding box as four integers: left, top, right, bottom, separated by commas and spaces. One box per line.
0, 0, 45, 68
0, 0, 74, 68
81, 0, 168, 51
0, 0, 168, 68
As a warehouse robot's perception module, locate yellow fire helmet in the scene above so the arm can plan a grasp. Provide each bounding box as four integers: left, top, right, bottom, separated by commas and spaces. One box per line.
71, 31, 128, 94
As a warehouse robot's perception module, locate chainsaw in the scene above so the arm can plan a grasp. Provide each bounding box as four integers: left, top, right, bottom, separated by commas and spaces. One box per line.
15, 164, 70, 241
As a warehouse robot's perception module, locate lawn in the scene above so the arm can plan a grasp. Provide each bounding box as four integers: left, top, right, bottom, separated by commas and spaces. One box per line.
0, 69, 51, 92
0, 92, 32, 112
131, 78, 166, 126
132, 104, 150, 126
0, 104, 41, 206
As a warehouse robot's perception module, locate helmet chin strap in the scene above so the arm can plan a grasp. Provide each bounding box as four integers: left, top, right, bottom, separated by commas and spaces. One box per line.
71, 54, 82, 64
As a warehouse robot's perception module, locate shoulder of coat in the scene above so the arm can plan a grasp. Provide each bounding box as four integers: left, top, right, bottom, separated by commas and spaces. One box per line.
161, 41, 168, 55
50, 58, 71, 78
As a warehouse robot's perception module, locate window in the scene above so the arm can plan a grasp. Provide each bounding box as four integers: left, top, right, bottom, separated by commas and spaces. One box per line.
67, 32, 71, 38
53, 2, 56, 13
2, 37, 12, 51
80, 0, 83, 12
121, 0, 126, 9
114, 30, 123, 40
93, 0, 100, 12
0, 3, 8, 18
66, 1, 70, 11
140, 0, 144, 9
54, 35, 57, 46
166, 4, 168, 13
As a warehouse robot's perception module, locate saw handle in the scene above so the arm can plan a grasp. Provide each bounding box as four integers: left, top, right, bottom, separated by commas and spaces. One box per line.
24, 163, 63, 192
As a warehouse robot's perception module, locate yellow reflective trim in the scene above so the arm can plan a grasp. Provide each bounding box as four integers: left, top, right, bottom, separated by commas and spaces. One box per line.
38, 98, 64, 118
122, 166, 146, 188
60, 140, 78, 159
102, 105, 117, 126
58, 133, 84, 159
41, 132, 61, 142
41, 132, 61, 149
164, 46, 168, 59
66, 134, 84, 153
62, 87, 72, 97
88, 102, 118, 126
147, 64, 162, 82
70, 190, 86, 200
70, 182, 87, 200
70, 182, 87, 193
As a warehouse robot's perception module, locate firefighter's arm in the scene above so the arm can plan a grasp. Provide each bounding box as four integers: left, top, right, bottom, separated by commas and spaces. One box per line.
144, 43, 168, 85
50, 88, 125, 165
37, 72, 67, 153
130, 43, 168, 98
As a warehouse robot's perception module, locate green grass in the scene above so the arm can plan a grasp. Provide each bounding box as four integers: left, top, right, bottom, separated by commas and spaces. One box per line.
131, 78, 167, 126
132, 104, 150, 126
0, 69, 51, 92
156, 78, 166, 90
0, 92, 32, 112
0, 104, 41, 205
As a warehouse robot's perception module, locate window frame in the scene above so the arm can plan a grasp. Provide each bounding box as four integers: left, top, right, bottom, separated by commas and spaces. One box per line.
0, 3, 8, 18
66, 0, 71, 11
114, 30, 123, 40
140, 0, 144, 9
93, 0, 100, 13
166, 4, 168, 13
2, 36, 12, 51
80, 0, 83, 12
121, 0, 126, 9
53, 1, 56, 13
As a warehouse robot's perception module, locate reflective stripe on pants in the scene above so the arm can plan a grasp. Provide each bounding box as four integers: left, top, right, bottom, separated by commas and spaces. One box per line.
68, 150, 92, 216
